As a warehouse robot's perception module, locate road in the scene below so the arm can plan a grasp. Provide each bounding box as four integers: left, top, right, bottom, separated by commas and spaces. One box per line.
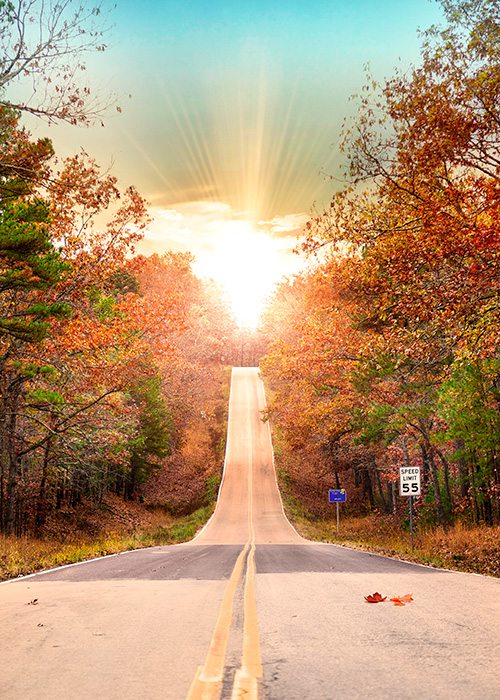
1, 367, 499, 699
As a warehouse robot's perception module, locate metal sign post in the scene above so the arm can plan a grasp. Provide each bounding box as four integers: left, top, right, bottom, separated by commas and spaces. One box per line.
328, 489, 347, 535
399, 467, 421, 552
409, 494, 414, 552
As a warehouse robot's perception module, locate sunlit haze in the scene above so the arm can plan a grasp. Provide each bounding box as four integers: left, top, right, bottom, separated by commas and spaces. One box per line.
142, 202, 307, 327
21, 0, 445, 326
193, 220, 300, 328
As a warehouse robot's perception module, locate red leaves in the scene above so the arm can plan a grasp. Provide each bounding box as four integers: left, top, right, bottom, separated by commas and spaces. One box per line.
364, 592, 386, 603
365, 592, 414, 605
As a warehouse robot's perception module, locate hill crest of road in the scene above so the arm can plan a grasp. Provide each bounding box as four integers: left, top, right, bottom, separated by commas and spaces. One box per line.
192, 367, 305, 545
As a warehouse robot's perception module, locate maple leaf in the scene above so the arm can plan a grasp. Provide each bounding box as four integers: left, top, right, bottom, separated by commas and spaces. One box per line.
364, 592, 387, 603
390, 594, 414, 605
399, 593, 414, 603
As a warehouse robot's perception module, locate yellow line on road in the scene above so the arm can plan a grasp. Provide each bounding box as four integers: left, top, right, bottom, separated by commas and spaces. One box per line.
186, 543, 249, 700
230, 398, 263, 699
230, 542, 263, 700
187, 380, 263, 700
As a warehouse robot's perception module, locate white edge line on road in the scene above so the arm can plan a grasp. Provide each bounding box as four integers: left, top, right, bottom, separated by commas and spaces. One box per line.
3, 368, 493, 584
1, 369, 235, 585
258, 369, 308, 544
312, 539, 497, 578
0, 550, 124, 586
190, 367, 235, 544
0, 538, 198, 587
258, 370, 496, 580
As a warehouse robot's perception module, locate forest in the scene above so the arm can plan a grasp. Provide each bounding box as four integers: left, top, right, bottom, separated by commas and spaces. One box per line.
0, 0, 249, 538
260, 0, 499, 535
0, 0, 498, 573
0, 113, 242, 535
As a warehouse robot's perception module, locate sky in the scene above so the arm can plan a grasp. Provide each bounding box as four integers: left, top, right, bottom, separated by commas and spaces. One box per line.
23, 0, 445, 326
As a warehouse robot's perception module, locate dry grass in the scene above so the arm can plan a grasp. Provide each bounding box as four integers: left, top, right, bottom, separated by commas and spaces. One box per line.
289, 512, 500, 577
0, 504, 213, 582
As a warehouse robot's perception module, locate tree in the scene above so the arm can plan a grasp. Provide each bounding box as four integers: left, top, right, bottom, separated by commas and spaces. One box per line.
0, 0, 111, 124
0, 111, 72, 531
438, 360, 500, 524
0, 199, 70, 342
0, 106, 54, 200
125, 375, 173, 500
0, 114, 156, 532
130, 253, 235, 514
263, 0, 499, 526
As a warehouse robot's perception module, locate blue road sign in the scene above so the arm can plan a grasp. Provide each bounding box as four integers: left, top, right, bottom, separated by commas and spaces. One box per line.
328, 489, 346, 503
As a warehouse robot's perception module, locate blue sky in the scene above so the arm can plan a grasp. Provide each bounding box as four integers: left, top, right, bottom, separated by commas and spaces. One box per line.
24, 0, 446, 324
52, 0, 445, 216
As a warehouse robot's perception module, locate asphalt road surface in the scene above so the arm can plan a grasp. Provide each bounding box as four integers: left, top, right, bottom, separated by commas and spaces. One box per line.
1, 368, 499, 699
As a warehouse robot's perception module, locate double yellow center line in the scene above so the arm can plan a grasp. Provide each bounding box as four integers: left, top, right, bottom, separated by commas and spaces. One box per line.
186, 546, 262, 700
232, 449, 263, 699
187, 406, 263, 700
232, 540, 262, 699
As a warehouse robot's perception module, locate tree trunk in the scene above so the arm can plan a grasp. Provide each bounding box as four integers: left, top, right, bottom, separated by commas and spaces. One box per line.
454, 439, 470, 500
428, 445, 448, 528
35, 434, 53, 532
392, 481, 397, 515
436, 447, 454, 521
4, 391, 21, 535
375, 468, 389, 513
420, 442, 430, 486
362, 468, 375, 509
418, 420, 447, 528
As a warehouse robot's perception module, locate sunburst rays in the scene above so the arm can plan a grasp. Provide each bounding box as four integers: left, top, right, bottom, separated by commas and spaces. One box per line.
121, 52, 339, 326
123, 52, 337, 220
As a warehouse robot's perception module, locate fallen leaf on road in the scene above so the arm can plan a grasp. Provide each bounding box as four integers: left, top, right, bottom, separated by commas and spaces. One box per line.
399, 594, 414, 603
390, 594, 414, 606
364, 592, 387, 603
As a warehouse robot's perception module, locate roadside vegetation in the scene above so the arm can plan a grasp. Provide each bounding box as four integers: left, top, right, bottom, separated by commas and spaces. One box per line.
0, 498, 215, 581
260, 0, 499, 569
0, 1, 239, 546
280, 480, 500, 577
1, 0, 498, 579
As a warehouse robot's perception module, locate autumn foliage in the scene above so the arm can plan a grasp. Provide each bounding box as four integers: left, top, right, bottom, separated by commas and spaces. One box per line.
0, 0, 243, 535
0, 113, 236, 535
261, 0, 499, 529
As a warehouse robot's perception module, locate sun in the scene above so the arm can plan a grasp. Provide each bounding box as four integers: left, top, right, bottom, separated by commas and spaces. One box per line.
192, 220, 285, 329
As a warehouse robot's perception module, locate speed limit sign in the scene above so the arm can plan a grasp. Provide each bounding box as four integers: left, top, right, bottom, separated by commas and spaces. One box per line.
400, 467, 421, 496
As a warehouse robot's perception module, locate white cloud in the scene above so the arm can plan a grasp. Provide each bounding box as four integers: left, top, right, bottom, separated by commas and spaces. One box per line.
138, 199, 308, 327
258, 212, 309, 237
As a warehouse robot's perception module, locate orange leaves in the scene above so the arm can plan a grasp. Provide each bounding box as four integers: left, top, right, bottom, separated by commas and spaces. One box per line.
390, 594, 414, 606
49, 154, 149, 287
364, 592, 386, 603
393, 593, 413, 603
365, 592, 414, 606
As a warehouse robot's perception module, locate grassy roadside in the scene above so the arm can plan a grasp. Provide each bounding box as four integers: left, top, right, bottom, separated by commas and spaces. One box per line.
278, 471, 500, 578
0, 504, 214, 582
1, 365, 232, 583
